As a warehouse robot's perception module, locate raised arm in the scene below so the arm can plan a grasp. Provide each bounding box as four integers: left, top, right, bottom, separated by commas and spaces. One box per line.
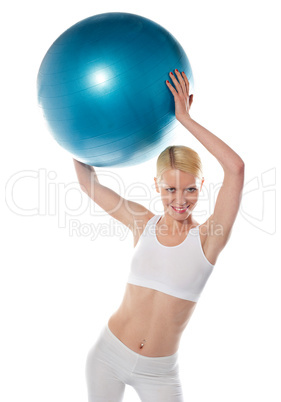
73, 158, 153, 235
73, 158, 100, 193
177, 115, 244, 249
166, 69, 245, 258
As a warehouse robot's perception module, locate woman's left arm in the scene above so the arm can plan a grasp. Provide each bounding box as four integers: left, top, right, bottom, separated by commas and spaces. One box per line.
179, 113, 245, 253
178, 115, 244, 174
167, 69, 245, 254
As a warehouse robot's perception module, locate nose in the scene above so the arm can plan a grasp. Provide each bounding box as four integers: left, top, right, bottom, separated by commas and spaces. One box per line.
175, 191, 187, 206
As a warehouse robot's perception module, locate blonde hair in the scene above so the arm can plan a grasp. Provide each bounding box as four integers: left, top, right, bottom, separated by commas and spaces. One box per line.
156, 145, 203, 183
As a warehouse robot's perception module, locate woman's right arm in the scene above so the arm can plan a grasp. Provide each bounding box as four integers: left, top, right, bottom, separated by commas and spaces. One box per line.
73, 158, 153, 232
73, 158, 99, 194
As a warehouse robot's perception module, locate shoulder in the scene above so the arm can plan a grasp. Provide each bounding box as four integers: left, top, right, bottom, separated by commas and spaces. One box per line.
131, 211, 156, 247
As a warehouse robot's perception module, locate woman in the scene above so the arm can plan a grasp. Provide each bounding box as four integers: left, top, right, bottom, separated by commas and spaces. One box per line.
73, 69, 245, 401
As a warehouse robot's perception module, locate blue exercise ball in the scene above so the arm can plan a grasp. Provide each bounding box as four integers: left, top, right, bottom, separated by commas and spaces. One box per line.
37, 12, 194, 167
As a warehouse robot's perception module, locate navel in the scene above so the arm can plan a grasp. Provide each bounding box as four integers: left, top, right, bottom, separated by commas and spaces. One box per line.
139, 339, 146, 349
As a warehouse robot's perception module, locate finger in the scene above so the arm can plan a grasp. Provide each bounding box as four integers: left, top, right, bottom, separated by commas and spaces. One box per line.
182, 72, 190, 96
166, 80, 178, 96
174, 69, 187, 95
169, 71, 183, 95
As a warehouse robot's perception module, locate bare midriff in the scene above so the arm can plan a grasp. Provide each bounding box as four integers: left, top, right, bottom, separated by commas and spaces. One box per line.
107, 283, 197, 357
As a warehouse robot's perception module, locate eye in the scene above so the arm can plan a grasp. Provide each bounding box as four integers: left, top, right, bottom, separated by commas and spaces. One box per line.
165, 187, 197, 193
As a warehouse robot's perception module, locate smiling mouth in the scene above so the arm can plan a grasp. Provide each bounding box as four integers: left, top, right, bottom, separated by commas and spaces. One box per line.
171, 205, 190, 213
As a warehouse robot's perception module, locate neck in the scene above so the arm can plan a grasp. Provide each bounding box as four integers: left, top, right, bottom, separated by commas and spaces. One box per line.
159, 212, 194, 230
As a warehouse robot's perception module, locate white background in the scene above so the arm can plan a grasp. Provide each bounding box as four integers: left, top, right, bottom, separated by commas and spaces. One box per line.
1, 0, 280, 401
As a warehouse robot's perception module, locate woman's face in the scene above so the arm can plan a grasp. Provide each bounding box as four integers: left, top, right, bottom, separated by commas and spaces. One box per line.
154, 169, 203, 219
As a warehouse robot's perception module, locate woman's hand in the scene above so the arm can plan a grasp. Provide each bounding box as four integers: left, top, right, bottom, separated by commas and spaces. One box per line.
166, 69, 193, 120
73, 158, 99, 189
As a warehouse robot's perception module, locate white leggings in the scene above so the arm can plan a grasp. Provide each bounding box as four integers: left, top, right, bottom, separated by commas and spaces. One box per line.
85, 322, 184, 401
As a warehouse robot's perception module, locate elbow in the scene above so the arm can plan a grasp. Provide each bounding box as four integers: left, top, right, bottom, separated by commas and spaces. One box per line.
233, 158, 245, 175
224, 159, 245, 176
237, 159, 245, 174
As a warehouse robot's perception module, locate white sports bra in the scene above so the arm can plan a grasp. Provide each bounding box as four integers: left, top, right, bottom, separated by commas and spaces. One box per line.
127, 214, 215, 302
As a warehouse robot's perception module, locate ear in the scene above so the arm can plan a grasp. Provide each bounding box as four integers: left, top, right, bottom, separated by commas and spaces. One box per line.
189, 94, 193, 109
154, 177, 160, 193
